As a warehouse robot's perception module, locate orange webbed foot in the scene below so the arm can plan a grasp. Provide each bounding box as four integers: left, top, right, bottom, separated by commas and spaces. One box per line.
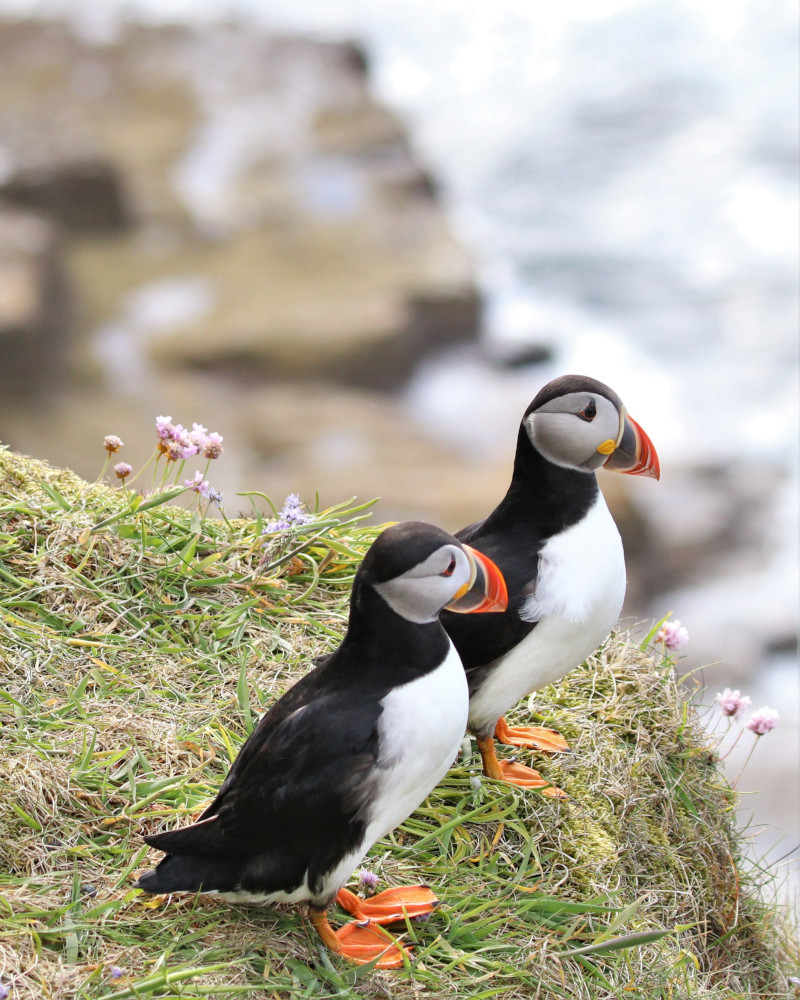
494, 716, 569, 753
310, 909, 410, 968
337, 885, 438, 924
476, 733, 567, 798
496, 759, 567, 797
335, 920, 410, 968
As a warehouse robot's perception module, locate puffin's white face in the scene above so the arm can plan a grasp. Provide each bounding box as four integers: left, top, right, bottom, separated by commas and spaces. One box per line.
373, 543, 476, 624
525, 390, 623, 473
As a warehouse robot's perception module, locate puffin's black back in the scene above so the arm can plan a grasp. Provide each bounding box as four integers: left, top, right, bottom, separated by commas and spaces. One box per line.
441, 420, 598, 690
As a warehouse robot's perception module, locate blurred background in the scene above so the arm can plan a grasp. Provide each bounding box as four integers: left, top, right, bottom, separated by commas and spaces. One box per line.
0, 0, 797, 902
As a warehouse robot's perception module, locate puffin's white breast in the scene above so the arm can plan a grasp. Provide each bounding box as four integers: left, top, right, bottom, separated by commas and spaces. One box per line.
368, 641, 469, 840
468, 493, 626, 733
298, 641, 469, 901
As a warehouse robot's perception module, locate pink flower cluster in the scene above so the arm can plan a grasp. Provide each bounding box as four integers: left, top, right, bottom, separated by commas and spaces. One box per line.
656, 618, 689, 652
103, 434, 124, 453
183, 471, 223, 504
184, 470, 210, 497
715, 688, 751, 719
155, 416, 223, 462
102, 435, 133, 482
358, 868, 379, 893
745, 706, 779, 736
715, 689, 779, 735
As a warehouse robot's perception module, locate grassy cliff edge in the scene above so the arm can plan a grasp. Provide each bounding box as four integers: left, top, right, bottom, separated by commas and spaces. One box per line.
0, 445, 796, 1000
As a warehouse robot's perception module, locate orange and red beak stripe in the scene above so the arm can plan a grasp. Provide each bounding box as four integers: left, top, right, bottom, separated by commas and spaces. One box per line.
446, 545, 508, 614
603, 413, 660, 480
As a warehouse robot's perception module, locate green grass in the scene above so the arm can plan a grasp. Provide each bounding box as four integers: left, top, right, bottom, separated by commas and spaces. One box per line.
0, 444, 797, 999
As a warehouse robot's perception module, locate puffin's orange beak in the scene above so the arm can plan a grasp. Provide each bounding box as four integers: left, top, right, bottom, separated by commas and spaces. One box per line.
603, 412, 660, 480
446, 545, 508, 614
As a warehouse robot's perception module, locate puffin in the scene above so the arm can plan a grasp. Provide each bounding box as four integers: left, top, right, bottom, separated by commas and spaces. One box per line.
134, 521, 507, 968
440, 374, 660, 793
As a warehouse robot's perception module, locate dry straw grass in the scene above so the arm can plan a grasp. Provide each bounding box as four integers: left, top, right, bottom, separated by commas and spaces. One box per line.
0, 445, 797, 999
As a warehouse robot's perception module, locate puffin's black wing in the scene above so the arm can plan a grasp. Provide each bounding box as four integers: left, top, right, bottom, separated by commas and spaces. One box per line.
194, 661, 338, 817
145, 684, 382, 861
452, 516, 487, 544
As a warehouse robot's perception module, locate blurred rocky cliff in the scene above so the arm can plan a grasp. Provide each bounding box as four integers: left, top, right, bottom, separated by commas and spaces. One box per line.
0, 16, 504, 529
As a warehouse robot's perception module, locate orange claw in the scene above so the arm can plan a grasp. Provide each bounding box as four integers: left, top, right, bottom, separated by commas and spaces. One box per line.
337, 885, 439, 924
309, 909, 409, 968
494, 716, 569, 753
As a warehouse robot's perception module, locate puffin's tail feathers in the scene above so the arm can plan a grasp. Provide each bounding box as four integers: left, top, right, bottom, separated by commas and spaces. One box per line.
143, 814, 222, 856
133, 853, 243, 895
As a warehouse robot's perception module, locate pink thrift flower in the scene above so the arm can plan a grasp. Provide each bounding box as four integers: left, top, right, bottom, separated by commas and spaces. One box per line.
188, 422, 209, 448
746, 707, 779, 736
155, 415, 173, 439
165, 440, 184, 462
203, 431, 224, 460
114, 462, 133, 480
103, 434, 124, 453
715, 688, 751, 719
184, 471, 210, 497
169, 424, 199, 458
656, 618, 689, 652
358, 869, 379, 892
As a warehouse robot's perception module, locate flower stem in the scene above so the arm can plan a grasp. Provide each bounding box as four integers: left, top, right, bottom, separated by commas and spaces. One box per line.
720, 725, 745, 761
97, 454, 111, 483
731, 734, 760, 789
127, 448, 159, 487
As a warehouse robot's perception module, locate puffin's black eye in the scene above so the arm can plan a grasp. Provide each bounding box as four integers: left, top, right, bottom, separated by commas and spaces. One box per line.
579, 399, 597, 421
441, 556, 457, 577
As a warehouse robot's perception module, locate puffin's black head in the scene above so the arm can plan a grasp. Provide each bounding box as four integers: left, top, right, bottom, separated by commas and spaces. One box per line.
357, 521, 508, 624
522, 374, 660, 479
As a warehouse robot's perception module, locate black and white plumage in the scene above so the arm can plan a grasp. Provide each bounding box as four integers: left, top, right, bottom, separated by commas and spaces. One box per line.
440, 374, 660, 792
134, 521, 507, 968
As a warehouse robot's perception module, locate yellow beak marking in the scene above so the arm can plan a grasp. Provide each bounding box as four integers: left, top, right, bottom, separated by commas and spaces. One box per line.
596, 438, 616, 455
452, 553, 479, 600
